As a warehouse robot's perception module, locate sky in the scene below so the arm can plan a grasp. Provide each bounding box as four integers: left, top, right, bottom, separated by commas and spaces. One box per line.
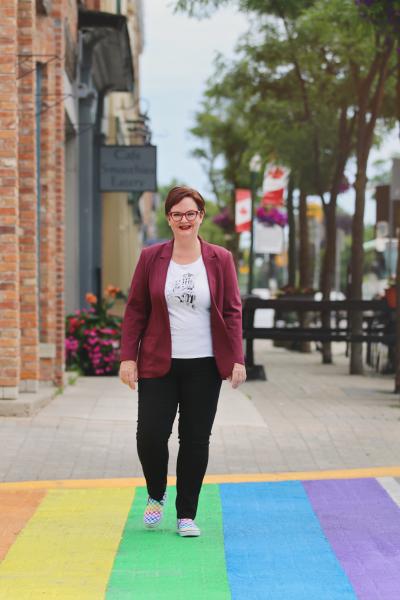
140, 1, 400, 225
140, 1, 247, 192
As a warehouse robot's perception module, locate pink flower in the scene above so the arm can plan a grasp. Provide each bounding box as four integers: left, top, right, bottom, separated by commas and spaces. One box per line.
65, 337, 79, 352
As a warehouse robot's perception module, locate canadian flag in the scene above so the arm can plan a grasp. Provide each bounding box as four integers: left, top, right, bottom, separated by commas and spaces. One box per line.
262, 164, 290, 206
235, 188, 251, 232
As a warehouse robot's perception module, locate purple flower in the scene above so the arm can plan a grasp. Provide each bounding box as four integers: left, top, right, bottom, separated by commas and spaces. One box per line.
256, 206, 288, 227
212, 208, 234, 231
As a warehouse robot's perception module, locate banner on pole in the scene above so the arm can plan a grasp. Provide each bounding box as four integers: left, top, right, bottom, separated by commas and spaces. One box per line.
235, 188, 251, 232
262, 164, 290, 206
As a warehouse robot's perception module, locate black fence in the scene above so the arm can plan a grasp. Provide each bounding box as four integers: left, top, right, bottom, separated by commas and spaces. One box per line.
241, 296, 396, 380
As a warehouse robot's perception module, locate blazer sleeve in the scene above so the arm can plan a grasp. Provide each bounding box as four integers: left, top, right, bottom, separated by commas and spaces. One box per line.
222, 251, 245, 365
120, 250, 150, 362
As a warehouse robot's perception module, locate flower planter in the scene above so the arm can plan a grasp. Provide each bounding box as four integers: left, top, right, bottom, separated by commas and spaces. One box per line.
65, 286, 126, 375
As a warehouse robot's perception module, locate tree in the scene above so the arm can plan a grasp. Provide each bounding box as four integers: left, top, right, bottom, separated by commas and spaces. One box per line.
355, 0, 400, 389
177, 0, 398, 373
344, 0, 397, 373
183, 0, 357, 357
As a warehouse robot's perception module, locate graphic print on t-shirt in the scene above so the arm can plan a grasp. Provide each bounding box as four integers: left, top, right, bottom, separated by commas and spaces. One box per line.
169, 272, 196, 309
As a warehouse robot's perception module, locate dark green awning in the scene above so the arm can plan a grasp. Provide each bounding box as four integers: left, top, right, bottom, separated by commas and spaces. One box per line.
78, 9, 134, 93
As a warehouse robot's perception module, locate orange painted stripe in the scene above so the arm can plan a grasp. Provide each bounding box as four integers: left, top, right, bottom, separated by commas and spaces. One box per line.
1, 466, 400, 491
0, 489, 46, 561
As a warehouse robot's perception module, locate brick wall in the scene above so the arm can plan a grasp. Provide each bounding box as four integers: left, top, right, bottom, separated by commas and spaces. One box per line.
0, 1, 20, 399
0, 0, 78, 399
18, 0, 39, 392
53, 0, 66, 387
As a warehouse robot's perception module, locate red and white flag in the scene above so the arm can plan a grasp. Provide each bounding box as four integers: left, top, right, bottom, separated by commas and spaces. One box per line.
235, 188, 251, 232
262, 164, 290, 206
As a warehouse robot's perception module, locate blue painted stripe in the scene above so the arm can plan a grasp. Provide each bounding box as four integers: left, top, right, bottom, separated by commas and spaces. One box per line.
219, 481, 357, 600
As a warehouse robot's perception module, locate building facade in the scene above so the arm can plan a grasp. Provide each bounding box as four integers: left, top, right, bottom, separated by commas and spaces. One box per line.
0, 0, 144, 402
100, 0, 156, 316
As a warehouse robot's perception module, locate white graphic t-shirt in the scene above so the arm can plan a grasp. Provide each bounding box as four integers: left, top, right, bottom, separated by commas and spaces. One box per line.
165, 256, 214, 358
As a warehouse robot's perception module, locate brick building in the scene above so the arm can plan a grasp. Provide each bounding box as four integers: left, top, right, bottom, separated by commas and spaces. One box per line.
0, 0, 140, 404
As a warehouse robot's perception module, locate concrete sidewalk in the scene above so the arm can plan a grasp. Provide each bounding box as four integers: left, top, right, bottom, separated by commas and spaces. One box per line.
0, 341, 399, 482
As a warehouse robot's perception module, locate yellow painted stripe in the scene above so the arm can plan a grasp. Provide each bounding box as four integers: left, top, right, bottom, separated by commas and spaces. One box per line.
1, 466, 400, 491
0, 476, 150, 491
0, 490, 46, 561
0, 487, 134, 600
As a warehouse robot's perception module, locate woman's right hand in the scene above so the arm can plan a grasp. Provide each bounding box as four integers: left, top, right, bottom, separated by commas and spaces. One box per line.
119, 360, 138, 390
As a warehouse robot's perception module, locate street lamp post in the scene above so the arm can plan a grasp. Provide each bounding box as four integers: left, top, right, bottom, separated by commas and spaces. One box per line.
244, 154, 266, 382
247, 154, 262, 295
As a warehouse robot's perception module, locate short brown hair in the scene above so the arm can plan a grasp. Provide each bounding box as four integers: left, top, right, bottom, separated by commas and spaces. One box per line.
164, 186, 205, 215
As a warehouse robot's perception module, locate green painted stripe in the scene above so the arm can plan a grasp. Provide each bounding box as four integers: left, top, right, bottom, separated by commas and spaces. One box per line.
106, 484, 231, 600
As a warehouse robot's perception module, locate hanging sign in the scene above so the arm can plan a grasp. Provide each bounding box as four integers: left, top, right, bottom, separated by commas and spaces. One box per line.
254, 222, 284, 254
262, 164, 290, 206
100, 145, 157, 192
235, 188, 251, 232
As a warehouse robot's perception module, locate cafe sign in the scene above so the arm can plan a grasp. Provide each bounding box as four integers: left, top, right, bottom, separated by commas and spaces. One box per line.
100, 145, 157, 192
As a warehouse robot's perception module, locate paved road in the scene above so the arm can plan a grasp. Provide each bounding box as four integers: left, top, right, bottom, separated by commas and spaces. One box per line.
2, 471, 400, 599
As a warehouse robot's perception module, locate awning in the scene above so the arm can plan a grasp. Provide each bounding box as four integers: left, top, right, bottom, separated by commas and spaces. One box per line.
78, 9, 134, 93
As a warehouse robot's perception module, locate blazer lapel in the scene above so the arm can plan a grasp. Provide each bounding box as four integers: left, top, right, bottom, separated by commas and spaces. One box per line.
200, 237, 218, 303
157, 239, 174, 318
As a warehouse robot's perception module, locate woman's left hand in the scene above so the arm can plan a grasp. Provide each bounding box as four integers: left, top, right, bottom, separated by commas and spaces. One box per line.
227, 363, 247, 389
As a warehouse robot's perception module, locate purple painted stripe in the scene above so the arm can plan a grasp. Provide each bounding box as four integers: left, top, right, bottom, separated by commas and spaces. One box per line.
303, 478, 400, 600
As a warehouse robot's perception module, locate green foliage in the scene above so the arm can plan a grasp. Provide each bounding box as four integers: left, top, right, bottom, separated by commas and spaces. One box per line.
174, 0, 315, 18
355, 0, 400, 40
177, 0, 397, 194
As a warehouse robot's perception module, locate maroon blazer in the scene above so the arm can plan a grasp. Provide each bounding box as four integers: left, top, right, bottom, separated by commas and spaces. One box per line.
120, 237, 244, 379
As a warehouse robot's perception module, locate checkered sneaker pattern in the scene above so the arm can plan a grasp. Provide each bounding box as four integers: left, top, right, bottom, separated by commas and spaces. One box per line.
143, 492, 167, 529
177, 518, 201, 537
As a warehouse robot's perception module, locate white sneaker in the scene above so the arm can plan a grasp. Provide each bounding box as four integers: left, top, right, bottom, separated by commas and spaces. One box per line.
177, 518, 201, 537
143, 492, 166, 529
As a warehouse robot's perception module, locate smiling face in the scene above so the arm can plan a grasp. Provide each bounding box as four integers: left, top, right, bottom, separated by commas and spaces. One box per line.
167, 196, 204, 240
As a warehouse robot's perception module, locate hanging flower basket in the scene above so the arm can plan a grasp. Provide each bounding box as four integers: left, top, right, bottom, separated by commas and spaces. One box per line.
256, 206, 288, 227
212, 207, 234, 231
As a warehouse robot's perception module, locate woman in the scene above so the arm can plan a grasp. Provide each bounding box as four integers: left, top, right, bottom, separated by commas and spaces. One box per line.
119, 186, 246, 537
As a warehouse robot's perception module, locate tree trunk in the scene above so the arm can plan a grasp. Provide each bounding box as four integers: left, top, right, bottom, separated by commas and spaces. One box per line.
320, 199, 337, 363
349, 38, 394, 374
287, 176, 296, 287
350, 165, 367, 374
299, 189, 311, 352
299, 189, 310, 289
319, 104, 355, 365
395, 224, 400, 393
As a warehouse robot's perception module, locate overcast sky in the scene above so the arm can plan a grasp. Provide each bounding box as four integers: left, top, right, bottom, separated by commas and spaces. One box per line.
140, 1, 247, 194
141, 1, 400, 224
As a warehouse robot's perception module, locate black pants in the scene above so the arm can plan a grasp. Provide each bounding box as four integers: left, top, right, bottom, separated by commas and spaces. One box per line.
137, 357, 222, 519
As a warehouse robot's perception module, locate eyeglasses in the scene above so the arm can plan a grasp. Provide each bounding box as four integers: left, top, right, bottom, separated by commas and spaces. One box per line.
169, 210, 201, 222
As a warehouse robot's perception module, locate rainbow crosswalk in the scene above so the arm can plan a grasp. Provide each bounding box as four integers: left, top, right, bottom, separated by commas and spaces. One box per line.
1, 469, 400, 599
